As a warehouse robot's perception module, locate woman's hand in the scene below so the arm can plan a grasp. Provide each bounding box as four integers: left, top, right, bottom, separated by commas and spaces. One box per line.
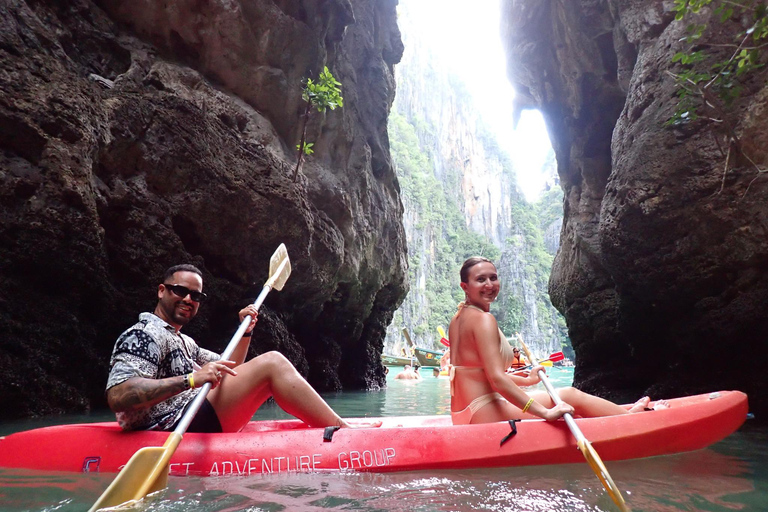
542, 401, 574, 421
528, 365, 546, 384
193, 360, 237, 389
238, 305, 258, 334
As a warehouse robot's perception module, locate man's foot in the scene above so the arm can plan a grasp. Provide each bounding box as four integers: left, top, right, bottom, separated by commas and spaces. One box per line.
628, 396, 651, 413
650, 399, 670, 410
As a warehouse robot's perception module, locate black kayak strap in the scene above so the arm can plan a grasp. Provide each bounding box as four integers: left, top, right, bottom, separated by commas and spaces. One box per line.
500, 419, 520, 447
323, 425, 341, 442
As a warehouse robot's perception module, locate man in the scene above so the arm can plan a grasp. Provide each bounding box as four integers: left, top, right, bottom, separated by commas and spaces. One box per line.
394, 364, 419, 380
510, 347, 527, 370
106, 264, 356, 432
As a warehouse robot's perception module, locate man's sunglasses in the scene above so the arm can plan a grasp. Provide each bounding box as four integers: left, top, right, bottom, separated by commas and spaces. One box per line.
163, 283, 208, 303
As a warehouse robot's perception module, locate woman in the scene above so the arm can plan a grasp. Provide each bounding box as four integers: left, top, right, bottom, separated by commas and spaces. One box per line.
449, 256, 668, 425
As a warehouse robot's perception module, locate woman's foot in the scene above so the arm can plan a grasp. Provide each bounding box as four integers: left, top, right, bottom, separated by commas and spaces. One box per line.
628, 396, 651, 413
650, 399, 670, 410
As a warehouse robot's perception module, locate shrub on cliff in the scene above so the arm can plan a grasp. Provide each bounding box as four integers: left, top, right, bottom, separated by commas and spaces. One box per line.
293, 66, 344, 182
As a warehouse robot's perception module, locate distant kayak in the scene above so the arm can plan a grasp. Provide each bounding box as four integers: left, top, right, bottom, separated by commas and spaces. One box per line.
0, 391, 748, 476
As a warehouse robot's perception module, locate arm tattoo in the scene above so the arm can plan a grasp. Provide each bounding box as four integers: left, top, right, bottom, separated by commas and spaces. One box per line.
107, 376, 187, 412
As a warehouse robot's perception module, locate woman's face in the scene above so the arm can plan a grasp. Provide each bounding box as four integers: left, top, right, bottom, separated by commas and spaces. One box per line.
461, 261, 500, 310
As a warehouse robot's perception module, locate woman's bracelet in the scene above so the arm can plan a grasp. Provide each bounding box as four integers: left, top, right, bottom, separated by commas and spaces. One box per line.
188, 373, 196, 389
241, 331, 252, 338
522, 397, 534, 413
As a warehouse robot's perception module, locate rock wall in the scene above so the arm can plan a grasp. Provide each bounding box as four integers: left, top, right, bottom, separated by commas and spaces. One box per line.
502, 0, 768, 418
0, 0, 407, 420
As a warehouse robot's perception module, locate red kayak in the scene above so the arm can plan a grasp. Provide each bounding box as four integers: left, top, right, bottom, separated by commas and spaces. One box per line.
0, 391, 747, 476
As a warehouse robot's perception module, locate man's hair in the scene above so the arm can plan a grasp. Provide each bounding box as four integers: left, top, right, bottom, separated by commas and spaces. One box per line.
162, 264, 203, 283
460, 256, 494, 283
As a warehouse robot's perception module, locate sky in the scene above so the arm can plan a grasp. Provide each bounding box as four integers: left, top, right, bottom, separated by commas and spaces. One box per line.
400, 0, 553, 202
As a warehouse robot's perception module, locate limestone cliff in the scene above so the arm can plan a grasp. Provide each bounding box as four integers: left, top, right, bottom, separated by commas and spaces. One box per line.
502, 0, 768, 417
0, 0, 406, 420
384, 0, 567, 358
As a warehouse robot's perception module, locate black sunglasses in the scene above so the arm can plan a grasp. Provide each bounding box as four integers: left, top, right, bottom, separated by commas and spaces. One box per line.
163, 283, 208, 303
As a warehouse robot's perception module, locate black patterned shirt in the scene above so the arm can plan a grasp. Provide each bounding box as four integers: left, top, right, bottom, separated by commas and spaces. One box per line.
106, 312, 219, 431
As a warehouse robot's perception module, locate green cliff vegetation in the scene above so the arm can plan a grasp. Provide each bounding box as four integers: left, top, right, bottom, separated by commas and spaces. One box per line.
389, 111, 566, 350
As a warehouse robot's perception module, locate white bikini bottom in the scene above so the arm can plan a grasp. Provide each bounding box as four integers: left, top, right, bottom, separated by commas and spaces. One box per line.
450, 392, 505, 425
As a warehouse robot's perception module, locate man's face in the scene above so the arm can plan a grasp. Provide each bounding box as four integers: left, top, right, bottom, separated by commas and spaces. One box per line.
156, 271, 204, 329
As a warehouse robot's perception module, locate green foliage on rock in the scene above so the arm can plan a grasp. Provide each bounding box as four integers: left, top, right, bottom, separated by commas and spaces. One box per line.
667, 0, 768, 126
302, 67, 344, 111
293, 67, 344, 181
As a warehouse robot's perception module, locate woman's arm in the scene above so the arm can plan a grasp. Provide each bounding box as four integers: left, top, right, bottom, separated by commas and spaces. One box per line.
473, 317, 567, 420
508, 365, 545, 387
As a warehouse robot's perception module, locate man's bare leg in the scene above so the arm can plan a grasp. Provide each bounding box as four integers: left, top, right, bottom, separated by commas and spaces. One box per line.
209, 351, 380, 432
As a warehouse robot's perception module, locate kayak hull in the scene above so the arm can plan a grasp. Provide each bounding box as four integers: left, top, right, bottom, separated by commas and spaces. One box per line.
0, 391, 747, 476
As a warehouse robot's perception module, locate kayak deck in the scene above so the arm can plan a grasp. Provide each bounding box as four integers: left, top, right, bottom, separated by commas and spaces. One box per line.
0, 390, 748, 476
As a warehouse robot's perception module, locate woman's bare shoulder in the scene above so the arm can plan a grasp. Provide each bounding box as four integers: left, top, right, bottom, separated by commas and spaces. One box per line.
463, 308, 498, 328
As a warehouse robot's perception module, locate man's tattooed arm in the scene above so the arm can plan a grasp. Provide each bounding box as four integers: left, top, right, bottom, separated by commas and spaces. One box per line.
107, 376, 187, 412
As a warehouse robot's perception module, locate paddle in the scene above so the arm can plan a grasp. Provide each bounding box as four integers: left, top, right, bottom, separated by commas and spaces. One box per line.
517, 335, 630, 512
509, 351, 564, 372
401, 327, 414, 349
89, 244, 292, 512
436, 325, 450, 347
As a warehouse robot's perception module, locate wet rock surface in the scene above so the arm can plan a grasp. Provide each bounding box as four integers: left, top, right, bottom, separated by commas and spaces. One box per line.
502, 0, 768, 418
0, 0, 406, 419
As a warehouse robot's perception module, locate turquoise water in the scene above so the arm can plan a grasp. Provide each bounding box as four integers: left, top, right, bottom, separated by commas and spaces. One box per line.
1, 367, 766, 511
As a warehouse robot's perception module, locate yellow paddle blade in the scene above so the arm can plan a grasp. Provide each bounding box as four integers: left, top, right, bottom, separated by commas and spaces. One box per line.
267, 243, 291, 291
577, 440, 629, 512
437, 326, 446, 339
89, 434, 182, 511
89, 448, 168, 511
541, 360, 553, 367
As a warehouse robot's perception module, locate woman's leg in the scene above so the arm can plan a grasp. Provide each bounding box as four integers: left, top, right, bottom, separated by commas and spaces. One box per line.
208, 351, 347, 432
550, 387, 642, 417
472, 387, 661, 423
471, 390, 553, 423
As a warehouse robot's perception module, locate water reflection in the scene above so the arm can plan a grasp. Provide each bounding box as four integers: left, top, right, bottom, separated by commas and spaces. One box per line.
160, 446, 753, 512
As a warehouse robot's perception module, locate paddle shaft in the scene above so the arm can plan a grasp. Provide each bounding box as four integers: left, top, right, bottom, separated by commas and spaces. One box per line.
518, 337, 628, 511
532, 366, 585, 443
173, 279, 277, 435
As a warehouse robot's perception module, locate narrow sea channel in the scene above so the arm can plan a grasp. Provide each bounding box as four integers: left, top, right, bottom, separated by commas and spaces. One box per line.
1, 367, 765, 511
